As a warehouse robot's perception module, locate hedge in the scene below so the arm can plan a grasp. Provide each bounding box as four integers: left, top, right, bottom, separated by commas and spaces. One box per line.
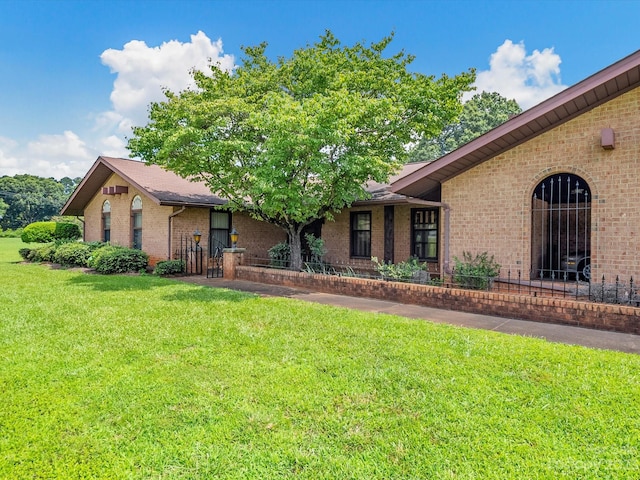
21, 222, 81, 243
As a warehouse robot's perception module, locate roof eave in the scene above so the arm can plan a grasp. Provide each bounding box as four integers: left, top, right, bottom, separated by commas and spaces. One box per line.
392, 48, 640, 198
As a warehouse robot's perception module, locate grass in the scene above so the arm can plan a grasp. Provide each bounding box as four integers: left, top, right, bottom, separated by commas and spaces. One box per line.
1, 238, 639, 479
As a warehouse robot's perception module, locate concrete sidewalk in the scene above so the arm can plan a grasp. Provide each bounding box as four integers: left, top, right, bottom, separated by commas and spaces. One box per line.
182, 276, 640, 355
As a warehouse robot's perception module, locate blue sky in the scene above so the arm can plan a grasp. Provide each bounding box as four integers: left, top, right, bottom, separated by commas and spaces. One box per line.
1, 0, 639, 179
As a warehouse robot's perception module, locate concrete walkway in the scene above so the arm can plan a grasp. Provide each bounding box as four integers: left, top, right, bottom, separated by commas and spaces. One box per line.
182, 276, 640, 355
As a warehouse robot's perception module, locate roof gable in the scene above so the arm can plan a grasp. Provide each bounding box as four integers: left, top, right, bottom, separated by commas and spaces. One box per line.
392, 49, 640, 199
61, 157, 226, 216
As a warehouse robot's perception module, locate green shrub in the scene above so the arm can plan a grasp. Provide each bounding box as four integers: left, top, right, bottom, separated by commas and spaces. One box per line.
268, 242, 291, 268
88, 245, 122, 269
54, 222, 81, 241
154, 260, 185, 276
372, 256, 429, 282
21, 222, 81, 243
92, 247, 149, 274
18, 248, 31, 260
21, 222, 56, 243
84, 241, 108, 251
26, 244, 57, 263
453, 251, 501, 290
53, 242, 92, 267
0, 228, 22, 238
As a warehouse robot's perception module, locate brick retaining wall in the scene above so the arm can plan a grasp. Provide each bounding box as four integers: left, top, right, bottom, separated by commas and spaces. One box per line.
234, 266, 640, 335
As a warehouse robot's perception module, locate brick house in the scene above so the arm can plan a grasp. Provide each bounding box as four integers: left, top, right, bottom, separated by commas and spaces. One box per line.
393, 49, 640, 281
63, 49, 640, 280
61, 156, 431, 268
61, 156, 287, 266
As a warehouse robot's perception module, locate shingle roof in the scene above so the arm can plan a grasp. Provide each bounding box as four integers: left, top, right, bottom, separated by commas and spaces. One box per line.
61, 156, 433, 217
61, 156, 227, 216
392, 49, 640, 199
359, 161, 436, 205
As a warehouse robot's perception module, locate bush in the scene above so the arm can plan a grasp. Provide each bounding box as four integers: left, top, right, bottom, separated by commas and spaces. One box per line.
154, 260, 185, 276
92, 247, 149, 274
54, 222, 81, 241
0, 228, 22, 238
303, 234, 334, 273
21, 222, 56, 243
18, 248, 31, 260
84, 241, 108, 251
27, 244, 57, 263
53, 242, 92, 267
453, 251, 501, 290
372, 256, 429, 282
21, 221, 82, 243
268, 242, 291, 268
87, 245, 122, 269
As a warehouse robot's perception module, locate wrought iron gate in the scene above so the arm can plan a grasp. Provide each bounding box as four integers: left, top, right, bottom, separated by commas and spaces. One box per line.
177, 235, 204, 275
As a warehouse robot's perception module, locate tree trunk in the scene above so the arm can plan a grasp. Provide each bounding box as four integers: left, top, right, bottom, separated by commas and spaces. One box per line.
288, 228, 303, 271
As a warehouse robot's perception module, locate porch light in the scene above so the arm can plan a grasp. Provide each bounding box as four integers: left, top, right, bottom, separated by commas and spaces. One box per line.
230, 227, 239, 249
193, 229, 202, 245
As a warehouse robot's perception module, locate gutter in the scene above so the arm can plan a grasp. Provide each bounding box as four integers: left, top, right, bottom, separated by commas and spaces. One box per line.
76, 216, 85, 242
167, 207, 186, 259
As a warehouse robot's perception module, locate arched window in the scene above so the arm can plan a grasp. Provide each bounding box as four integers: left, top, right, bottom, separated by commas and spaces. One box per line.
102, 200, 111, 242
531, 174, 591, 280
131, 195, 142, 250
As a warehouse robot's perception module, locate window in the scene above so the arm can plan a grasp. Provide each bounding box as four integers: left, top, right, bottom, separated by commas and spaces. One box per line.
210, 210, 231, 254
131, 196, 142, 250
531, 174, 591, 279
411, 208, 438, 261
102, 200, 111, 242
350, 211, 371, 258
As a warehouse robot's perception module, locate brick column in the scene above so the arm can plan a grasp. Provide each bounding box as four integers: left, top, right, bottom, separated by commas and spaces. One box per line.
223, 248, 246, 280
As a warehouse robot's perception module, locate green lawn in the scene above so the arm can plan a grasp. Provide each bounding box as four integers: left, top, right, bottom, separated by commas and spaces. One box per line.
1, 238, 639, 479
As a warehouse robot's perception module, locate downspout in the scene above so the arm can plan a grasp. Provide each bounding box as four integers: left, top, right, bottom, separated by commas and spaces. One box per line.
168, 206, 186, 259
76, 216, 85, 242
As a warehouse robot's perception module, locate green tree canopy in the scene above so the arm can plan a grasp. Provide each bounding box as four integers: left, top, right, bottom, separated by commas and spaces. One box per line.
128, 31, 475, 270
408, 91, 522, 162
0, 175, 68, 230
60, 176, 82, 196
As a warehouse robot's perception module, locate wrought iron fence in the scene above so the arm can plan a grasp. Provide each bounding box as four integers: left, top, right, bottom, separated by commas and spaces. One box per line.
176, 235, 204, 275
246, 253, 640, 306
206, 246, 224, 278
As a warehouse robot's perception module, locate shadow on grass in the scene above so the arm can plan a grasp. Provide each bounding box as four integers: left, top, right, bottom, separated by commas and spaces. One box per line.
66, 271, 161, 292
162, 286, 255, 303
66, 271, 255, 303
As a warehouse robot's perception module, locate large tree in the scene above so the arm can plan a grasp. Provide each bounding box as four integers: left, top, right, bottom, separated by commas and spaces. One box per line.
128, 31, 474, 270
408, 91, 522, 162
0, 175, 68, 230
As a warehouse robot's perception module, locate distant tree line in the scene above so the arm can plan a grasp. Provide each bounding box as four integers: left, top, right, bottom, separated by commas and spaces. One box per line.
0, 175, 82, 230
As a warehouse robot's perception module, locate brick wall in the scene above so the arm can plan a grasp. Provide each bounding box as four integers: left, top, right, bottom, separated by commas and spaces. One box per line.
322, 204, 415, 267
84, 174, 287, 266
443, 86, 640, 280
232, 213, 287, 259
233, 265, 640, 334
85, 173, 172, 265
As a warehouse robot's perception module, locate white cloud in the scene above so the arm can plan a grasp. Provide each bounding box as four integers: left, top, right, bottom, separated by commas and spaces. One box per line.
28, 131, 92, 159
2, 31, 235, 180
100, 31, 235, 133
21, 131, 97, 178
469, 40, 567, 110
0, 137, 21, 176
